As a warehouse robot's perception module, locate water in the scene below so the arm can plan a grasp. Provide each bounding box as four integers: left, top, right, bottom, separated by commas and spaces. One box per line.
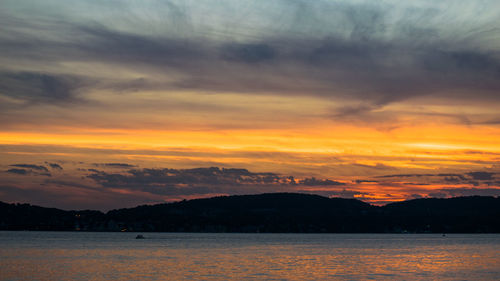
1, 232, 499, 280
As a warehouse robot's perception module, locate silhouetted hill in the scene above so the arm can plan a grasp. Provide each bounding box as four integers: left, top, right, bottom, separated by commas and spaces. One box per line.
106, 193, 373, 232
1, 193, 499, 233
0, 201, 104, 231
380, 196, 500, 233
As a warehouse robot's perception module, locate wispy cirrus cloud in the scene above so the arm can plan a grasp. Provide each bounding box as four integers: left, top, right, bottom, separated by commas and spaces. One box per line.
1, 0, 499, 111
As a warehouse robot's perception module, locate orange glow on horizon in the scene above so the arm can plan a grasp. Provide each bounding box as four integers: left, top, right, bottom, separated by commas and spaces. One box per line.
1, 119, 499, 206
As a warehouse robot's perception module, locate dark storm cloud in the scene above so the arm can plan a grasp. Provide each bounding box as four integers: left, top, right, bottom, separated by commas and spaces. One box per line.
1, 1, 499, 109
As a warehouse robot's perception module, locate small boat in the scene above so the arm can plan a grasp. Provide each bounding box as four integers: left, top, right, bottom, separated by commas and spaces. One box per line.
135, 234, 145, 239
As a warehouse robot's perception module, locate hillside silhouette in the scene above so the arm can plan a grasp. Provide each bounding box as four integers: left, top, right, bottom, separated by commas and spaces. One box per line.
1, 193, 499, 233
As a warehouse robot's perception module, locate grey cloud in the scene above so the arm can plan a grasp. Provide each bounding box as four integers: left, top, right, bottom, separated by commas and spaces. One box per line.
444, 177, 461, 183
0, 72, 88, 104
408, 194, 423, 199
376, 172, 498, 186
10, 164, 48, 172
1, 1, 499, 109
91, 30, 500, 104
299, 177, 345, 186
378, 173, 470, 179
428, 188, 500, 198
467, 171, 495, 180
330, 105, 497, 127
5, 168, 51, 177
7, 164, 51, 177
331, 105, 381, 119
352, 163, 394, 170
88, 167, 281, 188
87, 167, 347, 196
480, 117, 500, 125
295, 189, 368, 199
93, 163, 137, 168
437, 174, 468, 178
401, 182, 430, 186
377, 173, 432, 178
6, 168, 28, 175
354, 180, 378, 184
47, 163, 63, 170
335, 189, 367, 199
221, 43, 276, 63
76, 25, 205, 67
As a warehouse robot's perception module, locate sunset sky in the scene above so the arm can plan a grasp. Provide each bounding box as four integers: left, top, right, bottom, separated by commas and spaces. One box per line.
1, 0, 499, 210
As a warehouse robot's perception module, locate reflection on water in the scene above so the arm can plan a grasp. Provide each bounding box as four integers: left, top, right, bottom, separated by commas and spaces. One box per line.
1, 232, 499, 280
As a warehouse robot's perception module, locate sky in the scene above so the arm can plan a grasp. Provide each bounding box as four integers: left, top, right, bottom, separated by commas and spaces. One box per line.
1, 0, 499, 210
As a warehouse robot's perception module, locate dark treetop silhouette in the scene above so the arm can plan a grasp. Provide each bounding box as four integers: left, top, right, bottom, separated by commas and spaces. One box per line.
1, 193, 499, 233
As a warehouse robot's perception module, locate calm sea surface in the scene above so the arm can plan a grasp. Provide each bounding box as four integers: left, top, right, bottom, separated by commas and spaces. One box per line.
0, 232, 499, 280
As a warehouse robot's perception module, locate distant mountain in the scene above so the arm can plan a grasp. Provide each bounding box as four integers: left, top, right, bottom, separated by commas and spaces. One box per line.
1, 193, 499, 233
